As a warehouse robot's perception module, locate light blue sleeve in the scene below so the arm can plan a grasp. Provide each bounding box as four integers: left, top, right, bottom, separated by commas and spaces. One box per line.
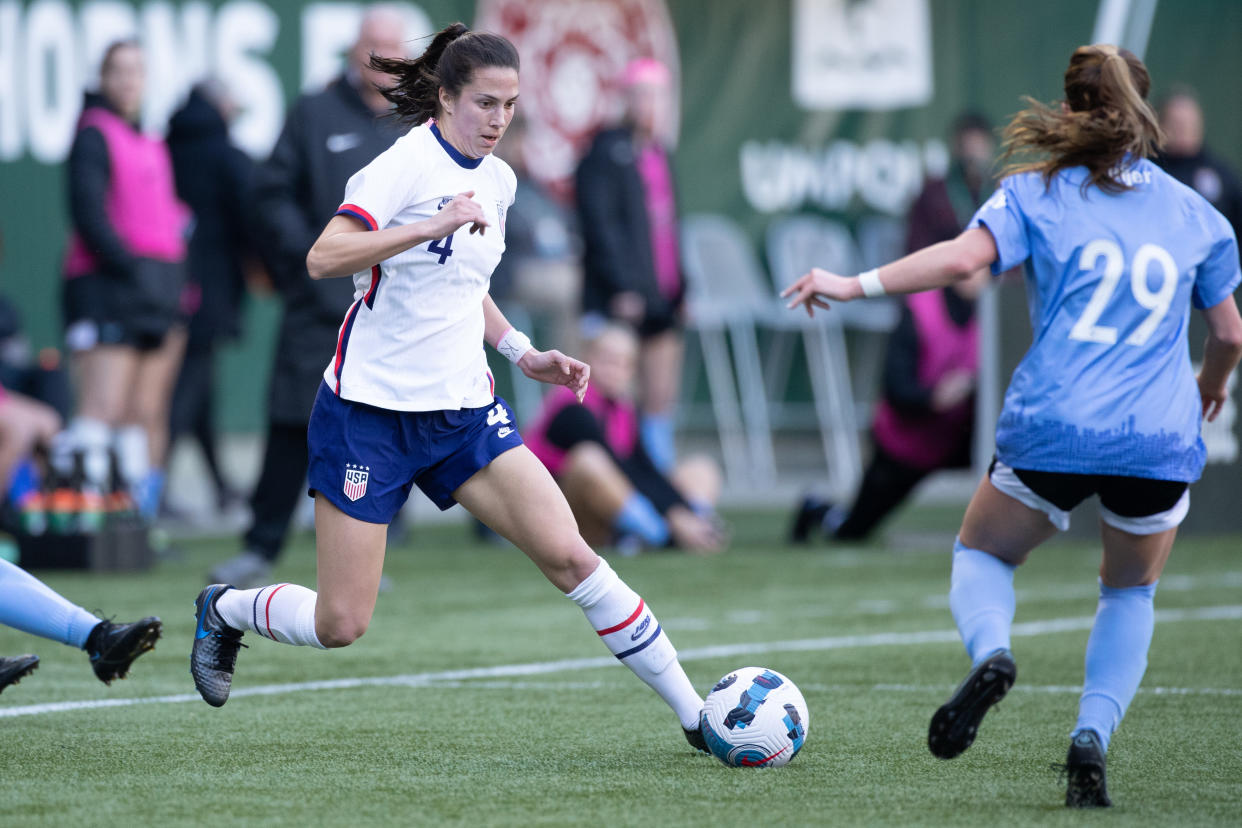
1192, 209, 1242, 310
968, 178, 1029, 275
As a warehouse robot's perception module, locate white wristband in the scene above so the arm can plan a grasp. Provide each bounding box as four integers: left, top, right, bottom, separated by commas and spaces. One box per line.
858, 268, 886, 298
497, 327, 533, 364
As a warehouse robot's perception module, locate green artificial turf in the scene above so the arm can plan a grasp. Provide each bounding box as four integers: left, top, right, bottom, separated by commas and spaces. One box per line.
1, 506, 1239, 826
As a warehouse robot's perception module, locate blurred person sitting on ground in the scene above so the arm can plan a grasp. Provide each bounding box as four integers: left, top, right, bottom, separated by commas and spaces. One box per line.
209, 6, 409, 589
525, 324, 724, 554
0, 554, 161, 696
792, 113, 997, 543
59, 40, 190, 519
574, 58, 685, 471
1155, 86, 1242, 237
165, 79, 256, 521
489, 114, 583, 371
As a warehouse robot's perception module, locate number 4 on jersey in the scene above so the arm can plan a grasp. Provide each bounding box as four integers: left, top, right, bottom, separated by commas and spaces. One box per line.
428, 233, 454, 264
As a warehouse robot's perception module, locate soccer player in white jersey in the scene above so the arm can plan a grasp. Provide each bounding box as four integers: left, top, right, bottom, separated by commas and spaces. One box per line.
189, 23, 710, 753
784, 44, 1242, 807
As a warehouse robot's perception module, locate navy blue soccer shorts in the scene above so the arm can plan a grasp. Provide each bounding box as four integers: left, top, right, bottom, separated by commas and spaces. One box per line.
306, 382, 524, 523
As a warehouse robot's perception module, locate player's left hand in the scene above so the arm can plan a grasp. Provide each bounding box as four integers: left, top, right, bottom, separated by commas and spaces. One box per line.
519, 349, 591, 402
781, 268, 860, 317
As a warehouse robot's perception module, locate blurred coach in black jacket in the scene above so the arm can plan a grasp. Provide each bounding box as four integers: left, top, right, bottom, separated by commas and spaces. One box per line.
209, 7, 408, 587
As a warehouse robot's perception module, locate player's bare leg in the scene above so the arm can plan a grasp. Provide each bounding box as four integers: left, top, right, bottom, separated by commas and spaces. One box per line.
454, 446, 708, 751
191, 495, 387, 706
312, 495, 388, 647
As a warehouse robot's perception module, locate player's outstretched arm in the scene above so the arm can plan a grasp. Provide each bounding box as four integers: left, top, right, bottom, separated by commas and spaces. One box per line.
1198, 294, 1242, 422
307, 191, 489, 280
782, 226, 998, 317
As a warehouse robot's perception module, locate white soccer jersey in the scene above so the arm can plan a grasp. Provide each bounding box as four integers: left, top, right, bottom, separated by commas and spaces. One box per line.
323, 121, 516, 411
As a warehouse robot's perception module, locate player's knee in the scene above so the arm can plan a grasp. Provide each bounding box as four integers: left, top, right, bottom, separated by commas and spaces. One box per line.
316, 614, 370, 648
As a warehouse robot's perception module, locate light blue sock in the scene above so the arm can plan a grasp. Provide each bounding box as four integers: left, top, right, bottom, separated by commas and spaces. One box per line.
613, 493, 670, 547
949, 537, 1017, 665
1072, 580, 1158, 753
136, 469, 165, 520
640, 414, 675, 473
0, 558, 100, 648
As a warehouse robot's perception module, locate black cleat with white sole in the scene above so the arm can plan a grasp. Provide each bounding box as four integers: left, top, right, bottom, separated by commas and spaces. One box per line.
928, 648, 1017, 759
191, 584, 246, 707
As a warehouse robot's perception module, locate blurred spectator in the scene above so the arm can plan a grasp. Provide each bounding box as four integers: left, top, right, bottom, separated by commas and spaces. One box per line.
574, 58, 685, 472
791, 113, 995, 544
208, 7, 408, 588
524, 324, 724, 554
165, 80, 256, 519
1155, 87, 1242, 237
59, 40, 190, 519
490, 116, 583, 362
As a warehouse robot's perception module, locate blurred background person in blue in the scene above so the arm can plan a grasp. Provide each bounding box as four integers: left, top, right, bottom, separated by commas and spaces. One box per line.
792, 113, 996, 544
574, 58, 685, 472
164, 79, 256, 522
58, 40, 190, 520
1156, 87, 1242, 237
524, 324, 723, 554
207, 7, 408, 588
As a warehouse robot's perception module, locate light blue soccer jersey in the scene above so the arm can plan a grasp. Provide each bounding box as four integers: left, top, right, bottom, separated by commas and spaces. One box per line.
969, 158, 1241, 481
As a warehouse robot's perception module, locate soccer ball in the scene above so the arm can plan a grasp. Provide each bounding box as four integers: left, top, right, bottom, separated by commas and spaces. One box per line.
700, 666, 809, 767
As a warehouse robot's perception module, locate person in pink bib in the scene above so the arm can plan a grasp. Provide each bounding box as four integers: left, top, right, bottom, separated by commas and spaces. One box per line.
60, 40, 190, 518
525, 324, 723, 553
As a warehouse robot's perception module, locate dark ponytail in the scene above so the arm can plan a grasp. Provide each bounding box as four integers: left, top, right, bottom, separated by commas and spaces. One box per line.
998, 43, 1165, 193
369, 22, 519, 126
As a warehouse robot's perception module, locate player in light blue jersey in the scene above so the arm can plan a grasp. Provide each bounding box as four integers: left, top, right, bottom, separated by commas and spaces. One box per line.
784, 44, 1242, 808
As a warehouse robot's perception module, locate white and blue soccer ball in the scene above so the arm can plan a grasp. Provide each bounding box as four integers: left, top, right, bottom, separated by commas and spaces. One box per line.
700, 666, 809, 768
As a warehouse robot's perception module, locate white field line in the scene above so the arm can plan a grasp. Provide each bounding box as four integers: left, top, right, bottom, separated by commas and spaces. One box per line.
1, 604, 1238, 720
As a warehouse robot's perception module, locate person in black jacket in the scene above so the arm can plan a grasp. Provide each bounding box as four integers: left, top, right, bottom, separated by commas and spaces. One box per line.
166, 80, 254, 519
574, 58, 685, 473
208, 8, 408, 587
1155, 87, 1242, 238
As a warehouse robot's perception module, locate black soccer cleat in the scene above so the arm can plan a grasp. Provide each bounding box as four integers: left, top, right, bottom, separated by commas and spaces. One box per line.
1064, 729, 1112, 808
191, 584, 245, 707
85, 616, 162, 684
789, 496, 831, 543
0, 654, 40, 695
928, 648, 1017, 759
683, 724, 710, 755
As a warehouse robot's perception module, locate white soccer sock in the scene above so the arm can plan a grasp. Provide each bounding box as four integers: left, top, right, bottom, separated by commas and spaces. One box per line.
567, 558, 703, 729
113, 425, 149, 490
949, 537, 1017, 665
67, 417, 111, 486
215, 584, 326, 649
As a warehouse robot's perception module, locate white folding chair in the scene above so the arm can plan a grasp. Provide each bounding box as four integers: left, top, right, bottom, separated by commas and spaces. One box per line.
680, 214, 777, 487
765, 215, 865, 496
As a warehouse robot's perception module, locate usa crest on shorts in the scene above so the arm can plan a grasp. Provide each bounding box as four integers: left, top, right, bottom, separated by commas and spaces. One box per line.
343, 463, 370, 501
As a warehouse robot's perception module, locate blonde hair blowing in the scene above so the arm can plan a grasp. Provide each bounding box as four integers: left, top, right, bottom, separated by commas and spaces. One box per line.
998, 44, 1165, 193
